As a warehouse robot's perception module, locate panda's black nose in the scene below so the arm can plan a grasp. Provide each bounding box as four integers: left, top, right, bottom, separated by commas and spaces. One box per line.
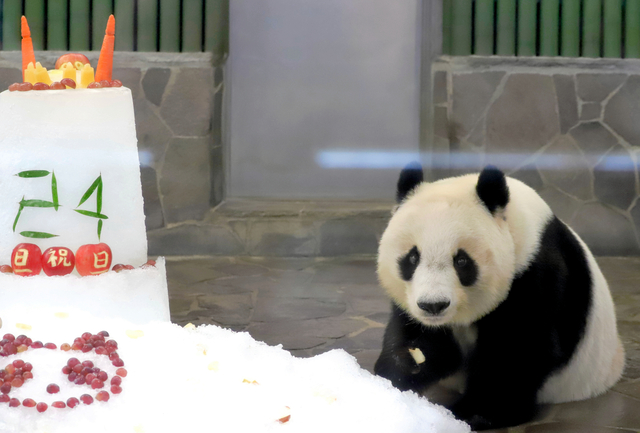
418, 301, 450, 315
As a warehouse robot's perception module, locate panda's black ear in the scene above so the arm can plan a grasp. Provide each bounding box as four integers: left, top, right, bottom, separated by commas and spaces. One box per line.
396, 162, 424, 203
476, 166, 509, 214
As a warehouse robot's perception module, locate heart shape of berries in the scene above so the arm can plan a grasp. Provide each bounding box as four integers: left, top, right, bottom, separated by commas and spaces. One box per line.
0, 331, 127, 412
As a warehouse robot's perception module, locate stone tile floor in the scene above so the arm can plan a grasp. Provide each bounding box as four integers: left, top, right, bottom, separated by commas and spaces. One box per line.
166, 256, 640, 433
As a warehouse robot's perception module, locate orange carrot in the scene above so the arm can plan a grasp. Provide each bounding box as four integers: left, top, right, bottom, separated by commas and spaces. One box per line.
21, 16, 36, 81
95, 15, 116, 82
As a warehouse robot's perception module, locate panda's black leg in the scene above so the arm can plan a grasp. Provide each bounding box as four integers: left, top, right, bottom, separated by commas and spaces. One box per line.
374, 303, 463, 393
450, 339, 545, 430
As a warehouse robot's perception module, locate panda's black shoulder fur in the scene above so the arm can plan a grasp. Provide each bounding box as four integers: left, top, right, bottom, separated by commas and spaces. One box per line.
476, 215, 592, 372
455, 215, 593, 429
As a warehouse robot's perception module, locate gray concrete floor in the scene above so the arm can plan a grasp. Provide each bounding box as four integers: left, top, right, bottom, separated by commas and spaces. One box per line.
166, 256, 640, 433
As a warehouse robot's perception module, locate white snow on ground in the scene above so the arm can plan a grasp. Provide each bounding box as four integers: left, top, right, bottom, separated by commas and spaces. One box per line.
0, 307, 470, 433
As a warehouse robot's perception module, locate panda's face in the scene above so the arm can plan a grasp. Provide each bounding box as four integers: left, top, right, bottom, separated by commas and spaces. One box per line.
378, 176, 516, 326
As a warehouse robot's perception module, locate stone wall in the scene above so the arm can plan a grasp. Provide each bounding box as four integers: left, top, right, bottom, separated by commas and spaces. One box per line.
0, 51, 224, 236
433, 57, 640, 255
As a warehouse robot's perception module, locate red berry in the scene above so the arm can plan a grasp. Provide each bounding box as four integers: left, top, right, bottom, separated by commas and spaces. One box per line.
8, 83, 21, 92
67, 357, 81, 368
62, 365, 72, 374
2, 334, 15, 342
23, 398, 36, 407
47, 383, 60, 394
0, 383, 11, 394
36, 402, 48, 412
18, 82, 33, 91
0, 394, 9, 403
81, 344, 93, 353
98, 331, 110, 337
111, 376, 122, 386
16, 344, 28, 353
33, 82, 50, 91
5, 365, 16, 374
72, 364, 83, 374
31, 341, 43, 349
0, 264, 14, 273
61, 343, 71, 351
91, 378, 104, 389
60, 78, 76, 89
50, 81, 66, 90
3, 343, 17, 355
105, 339, 118, 349
44, 342, 57, 350
11, 377, 23, 388
9, 398, 20, 407
112, 264, 126, 273
116, 368, 128, 377
110, 384, 122, 394
141, 259, 156, 269
110, 80, 123, 88
82, 332, 93, 341
23, 362, 33, 372
80, 394, 93, 405
95, 390, 110, 401
74, 375, 86, 385
71, 342, 83, 350
95, 346, 108, 355
97, 371, 108, 381
67, 397, 79, 408
52, 401, 66, 408
85, 373, 96, 383
99, 80, 111, 88
82, 360, 94, 368
12, 360, 24, 369
68, 372, 77, 382
87, 82, 102, 89
22, 371, 33, 380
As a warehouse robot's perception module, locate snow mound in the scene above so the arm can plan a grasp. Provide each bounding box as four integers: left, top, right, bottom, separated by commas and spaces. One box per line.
0, 308, 469, 433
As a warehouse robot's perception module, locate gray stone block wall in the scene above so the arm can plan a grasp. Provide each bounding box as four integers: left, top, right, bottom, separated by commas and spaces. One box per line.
0, 51, 225, 235
434, 56, 640, 255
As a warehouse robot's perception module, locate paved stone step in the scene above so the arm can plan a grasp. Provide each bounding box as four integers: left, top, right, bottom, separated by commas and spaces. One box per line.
149, 199, 394, 257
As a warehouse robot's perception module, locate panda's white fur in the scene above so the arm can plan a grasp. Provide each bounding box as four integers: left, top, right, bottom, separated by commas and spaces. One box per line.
375, 167, 624, 429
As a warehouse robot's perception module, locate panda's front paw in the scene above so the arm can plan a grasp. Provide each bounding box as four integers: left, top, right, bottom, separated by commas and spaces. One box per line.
391, 348, 422, 375
374, 348, 424, 391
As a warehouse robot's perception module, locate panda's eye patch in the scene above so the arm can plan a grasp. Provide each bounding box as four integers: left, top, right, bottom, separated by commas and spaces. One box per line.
453, 249, 478, 287
399, 246, 420, 281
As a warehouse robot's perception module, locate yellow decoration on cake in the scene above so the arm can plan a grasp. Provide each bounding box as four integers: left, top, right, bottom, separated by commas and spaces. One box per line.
79, 64, 94, 89
16, 323, 32, 330
208, 361, 219, 371
24, 62, 36, 84
61, 62, 76, 80
126, 329, 144, 339
54, 312, 69, 318
34, 62, 52, 85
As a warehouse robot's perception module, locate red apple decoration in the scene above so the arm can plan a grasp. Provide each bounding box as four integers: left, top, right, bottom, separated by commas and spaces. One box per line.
11, 243, 42, 277
54, 53, 90, 70
75, 243, 112, 276
42, 247, 76, 276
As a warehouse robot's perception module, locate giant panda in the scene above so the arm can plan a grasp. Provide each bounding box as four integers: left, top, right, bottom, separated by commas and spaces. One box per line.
374, 164, 625, 430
